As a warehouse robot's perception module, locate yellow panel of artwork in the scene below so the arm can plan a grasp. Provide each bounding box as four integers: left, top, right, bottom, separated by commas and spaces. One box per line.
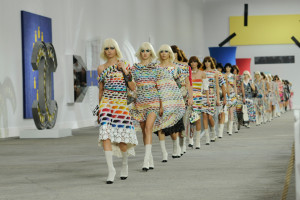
229, 14, 300, 45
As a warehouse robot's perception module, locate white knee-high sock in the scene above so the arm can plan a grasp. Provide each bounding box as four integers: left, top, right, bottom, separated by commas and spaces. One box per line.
228, 121, 233, 135
219, 124, 224, 138
149, 152, 154, 169
205, 129, 210, 144
182, 137, 186, 153
143, 144, 152, 169
120, 151, 128, 178
176, 137, 181, 156
172, 139, 177, 156
160, 140, 168, 161
195, 130, 201, 148
211, 126, 216, 141
105, 151, 116, 182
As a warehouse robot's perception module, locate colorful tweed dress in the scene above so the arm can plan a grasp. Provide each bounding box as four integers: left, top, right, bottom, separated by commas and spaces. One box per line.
235, 75, 243, 113
98, 64, 138, 157
130, 63, 160, 122
255, 80, 264, 114
202, 70, 218, 116
154, 65, 185, 135
216, 73, 226, 113
174, 62, 189, 98
192, 79, 204, 115
226, 73, 237, 108
243, 81, 256, 122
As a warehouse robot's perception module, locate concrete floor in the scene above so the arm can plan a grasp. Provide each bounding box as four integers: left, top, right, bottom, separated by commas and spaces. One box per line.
0, 111, 296, 200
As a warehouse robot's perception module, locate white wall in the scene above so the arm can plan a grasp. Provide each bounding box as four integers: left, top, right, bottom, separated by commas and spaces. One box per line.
203, 0, 300, 108
0, 0, 205, 138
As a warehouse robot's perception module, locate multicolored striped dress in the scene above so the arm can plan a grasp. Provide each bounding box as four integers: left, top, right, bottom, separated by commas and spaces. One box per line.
154, 65, 185, 135
98, 64, 138, 157
226, 73, 237, 108
192, 79, 204, 115
130, 63, 160, 122
203, 70, 218, 116
174, 62, 189, 98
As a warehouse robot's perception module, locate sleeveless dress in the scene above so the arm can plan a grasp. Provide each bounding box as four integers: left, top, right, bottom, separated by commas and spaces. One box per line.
192, 79, 204, 115
235, 75, 243, 113
202, 70, 218, 116
243, 81, 256, 122
255, 80, 264, 114
154, 65, 185, 135
226, 73, 237, 108
130, 63, 160, 122
98, 64, 138, 157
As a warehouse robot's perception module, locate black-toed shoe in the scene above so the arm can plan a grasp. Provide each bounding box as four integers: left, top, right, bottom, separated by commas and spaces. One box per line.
195, 147, 200, 149
211, 139, 215, 142
106, 181, 113, 184
172, 155, 176, 159
188, 144, 193, 148
162, 160, 168, 163
205, 143, 210, 145
149, 167, 154, 170
120, 177, 127, 180
142, 167, 149, 171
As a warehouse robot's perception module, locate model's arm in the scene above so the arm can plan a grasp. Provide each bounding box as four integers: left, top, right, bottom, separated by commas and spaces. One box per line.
186, 77, 193, 106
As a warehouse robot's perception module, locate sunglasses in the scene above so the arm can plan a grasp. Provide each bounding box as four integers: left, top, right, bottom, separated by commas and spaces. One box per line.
141, 49, 150, 53
104, 47, 115, 50
160, 50, 169, 53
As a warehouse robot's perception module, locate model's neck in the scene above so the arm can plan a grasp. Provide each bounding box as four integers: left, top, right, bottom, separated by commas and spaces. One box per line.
160, 59, 171, 66
140, 59, 151, 65
106, 57, 118, 64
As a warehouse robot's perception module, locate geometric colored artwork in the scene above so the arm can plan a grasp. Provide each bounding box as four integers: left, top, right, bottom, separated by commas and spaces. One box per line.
21, 11, 53, 118
236, 58, 251, 75
230, 15, 300, 45
86, 70, 98, 86
209, 47, 237, 66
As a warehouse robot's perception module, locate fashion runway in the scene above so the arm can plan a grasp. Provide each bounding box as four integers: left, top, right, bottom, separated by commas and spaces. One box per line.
0, 111, 295, 200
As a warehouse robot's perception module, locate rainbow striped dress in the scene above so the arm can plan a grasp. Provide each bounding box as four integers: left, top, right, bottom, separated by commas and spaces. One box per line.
192, 79, 204, 115
98, 64, 138, 157
130, 63, 160, 122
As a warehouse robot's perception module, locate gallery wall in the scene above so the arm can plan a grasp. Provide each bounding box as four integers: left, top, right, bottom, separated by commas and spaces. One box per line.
203, 0, 300, 109
0, 0, 205, 138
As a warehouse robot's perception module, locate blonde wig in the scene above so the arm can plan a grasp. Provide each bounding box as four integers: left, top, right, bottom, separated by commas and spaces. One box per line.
135, 42, 157, 62
254, 71, 261, 81
100, 38, 123, 61
157, 44, 175, 63
243, 70, 251, 80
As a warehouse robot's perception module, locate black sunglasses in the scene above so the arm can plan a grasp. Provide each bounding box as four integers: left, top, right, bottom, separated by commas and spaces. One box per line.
104, 47, 115, 50
141, 49, 150, 53
160, 50, 169, 53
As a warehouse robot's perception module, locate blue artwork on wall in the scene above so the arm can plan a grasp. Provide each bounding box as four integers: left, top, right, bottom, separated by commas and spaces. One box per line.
21, 11, 53, 118
209, 47, 237, 66
86, 70, 98, 87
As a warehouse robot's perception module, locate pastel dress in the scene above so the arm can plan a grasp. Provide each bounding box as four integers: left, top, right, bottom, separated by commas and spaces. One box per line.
130, 63, 160, 122
154, 65, 186, 135
243, 81, 256, 122
226, 73, 237, 108
202, 70, 218, 116
98, 64, 138, 157
255, 81, 264, 114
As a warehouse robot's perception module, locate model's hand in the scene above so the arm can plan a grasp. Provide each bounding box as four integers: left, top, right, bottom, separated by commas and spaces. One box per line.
243, 98, 246, 104
117, 61, 127, 72
159, 107, 163, 117
216, 99, 220, 106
